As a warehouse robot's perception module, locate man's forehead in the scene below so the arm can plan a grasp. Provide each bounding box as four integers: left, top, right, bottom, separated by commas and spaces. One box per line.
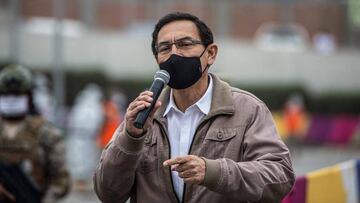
157, 20, 200, 43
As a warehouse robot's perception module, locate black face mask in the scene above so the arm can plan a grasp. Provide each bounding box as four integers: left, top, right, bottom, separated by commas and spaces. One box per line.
159, 49, 207, 89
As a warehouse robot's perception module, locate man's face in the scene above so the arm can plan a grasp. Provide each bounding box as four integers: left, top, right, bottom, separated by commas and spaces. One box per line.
156, 20, 208, 69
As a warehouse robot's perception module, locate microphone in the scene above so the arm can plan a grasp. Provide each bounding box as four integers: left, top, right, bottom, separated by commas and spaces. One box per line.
134, 70, 170, 129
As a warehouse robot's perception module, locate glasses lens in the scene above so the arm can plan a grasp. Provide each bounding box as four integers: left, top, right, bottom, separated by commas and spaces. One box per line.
157, 39, 202, 57
157, 44, 171, 54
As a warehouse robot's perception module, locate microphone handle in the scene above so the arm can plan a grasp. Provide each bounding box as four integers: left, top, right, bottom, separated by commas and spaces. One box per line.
134, 80, 165, 129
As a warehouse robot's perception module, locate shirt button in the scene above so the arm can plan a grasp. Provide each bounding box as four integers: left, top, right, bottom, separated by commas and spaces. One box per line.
217, 132, 223, 140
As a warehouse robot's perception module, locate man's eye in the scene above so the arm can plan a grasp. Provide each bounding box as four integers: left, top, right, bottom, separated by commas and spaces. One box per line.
158, 45, 171, 53
177, 41, 193, 48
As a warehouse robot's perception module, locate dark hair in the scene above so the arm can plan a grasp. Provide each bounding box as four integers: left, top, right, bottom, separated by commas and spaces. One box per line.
151, 12, 214, 56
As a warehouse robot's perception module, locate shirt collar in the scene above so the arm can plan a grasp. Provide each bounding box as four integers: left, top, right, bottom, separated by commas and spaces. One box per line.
164, 75, 213, 116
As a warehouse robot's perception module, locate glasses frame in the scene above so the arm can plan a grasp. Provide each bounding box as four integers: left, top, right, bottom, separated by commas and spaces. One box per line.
155, 38, 203, 56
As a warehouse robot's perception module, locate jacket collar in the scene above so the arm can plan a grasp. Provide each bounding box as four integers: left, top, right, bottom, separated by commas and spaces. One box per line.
154, 73, 234, 123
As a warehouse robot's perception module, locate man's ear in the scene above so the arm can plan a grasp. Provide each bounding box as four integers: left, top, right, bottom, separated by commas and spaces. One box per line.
155, 55, 160, 64
206, 43, 218, 66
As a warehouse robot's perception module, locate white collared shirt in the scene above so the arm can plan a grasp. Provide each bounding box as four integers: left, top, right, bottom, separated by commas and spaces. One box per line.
163, 75, 213, 201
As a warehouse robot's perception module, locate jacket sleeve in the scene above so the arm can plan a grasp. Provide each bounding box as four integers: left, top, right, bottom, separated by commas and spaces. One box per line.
40, 125, 71, 202
202, 103, 295, 202
93, 124, 148, 203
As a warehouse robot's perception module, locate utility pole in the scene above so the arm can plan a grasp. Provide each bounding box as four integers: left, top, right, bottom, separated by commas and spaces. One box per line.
9, 0, 21, 63
52, 0, 66, 127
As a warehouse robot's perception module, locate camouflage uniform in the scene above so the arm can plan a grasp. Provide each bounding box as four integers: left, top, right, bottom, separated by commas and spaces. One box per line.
0, 116, 70, 202
0, 64, 70, 202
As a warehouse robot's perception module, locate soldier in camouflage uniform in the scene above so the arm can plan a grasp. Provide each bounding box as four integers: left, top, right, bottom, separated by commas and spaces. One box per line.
0, 64, 70, 203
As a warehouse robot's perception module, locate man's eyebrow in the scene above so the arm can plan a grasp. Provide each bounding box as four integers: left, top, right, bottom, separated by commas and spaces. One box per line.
174, 36, 194, 42
157, 36, 195, 45
157, 40, 171, 46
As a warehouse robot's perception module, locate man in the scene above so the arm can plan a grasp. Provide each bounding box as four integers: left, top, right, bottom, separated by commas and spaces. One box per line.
0, 64, 70, 203
94, 12, 295, 203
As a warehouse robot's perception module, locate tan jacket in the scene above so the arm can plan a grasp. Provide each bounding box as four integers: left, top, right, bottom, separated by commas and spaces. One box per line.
94, 74, 295, 203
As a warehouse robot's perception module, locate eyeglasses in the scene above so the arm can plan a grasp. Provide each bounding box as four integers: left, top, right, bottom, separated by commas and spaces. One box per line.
156, 38, 203, 57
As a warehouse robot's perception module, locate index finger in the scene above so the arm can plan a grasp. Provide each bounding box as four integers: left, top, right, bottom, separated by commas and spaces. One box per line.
163, 156, 190, 167
139, 90, 153, 97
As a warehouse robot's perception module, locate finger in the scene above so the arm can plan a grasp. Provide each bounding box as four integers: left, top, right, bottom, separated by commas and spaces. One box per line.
129, 100, 153, 114
147, 101, 162, 120
163, 158, 183, 167
178, 171, 186, 178
127, 103, 145, 117
136, 91, 153, 101
163, 159, 177, 167
173, 162, 193, 172
126, 101, 136, 112
183, 177, 198, 184
127, 101, 138, 112
140, 90, 153, 96
178, 170, 196, 178
126, 103, 148, 119
163, 156, 189, 167
136, 100, 152, 108
143, 101, 162, 129
170, 164, 179, 171
137, 95, 154, 103
128, 100, 151, 112
129, 91, 153, 107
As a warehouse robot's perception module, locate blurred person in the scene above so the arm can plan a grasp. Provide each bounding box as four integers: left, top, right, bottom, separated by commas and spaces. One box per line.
33, 73, 55, 123
97, 89, 123, 149
283, 93, 308, 145
94, 12, 295, 203
0, 64, 70, 203
66, 83, 103, 190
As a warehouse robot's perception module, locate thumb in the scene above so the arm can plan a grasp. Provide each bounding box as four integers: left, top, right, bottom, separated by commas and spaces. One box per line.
143, 101, 162, 129
149, 101, 162, 119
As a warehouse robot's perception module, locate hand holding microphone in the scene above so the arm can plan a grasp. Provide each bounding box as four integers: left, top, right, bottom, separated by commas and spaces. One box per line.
125, 70, 170, 137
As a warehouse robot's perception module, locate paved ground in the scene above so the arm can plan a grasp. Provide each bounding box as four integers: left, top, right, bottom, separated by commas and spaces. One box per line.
59, 146, 360, 203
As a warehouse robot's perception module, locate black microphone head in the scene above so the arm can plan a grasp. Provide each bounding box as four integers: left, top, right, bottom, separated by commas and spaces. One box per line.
154, 70, 170, 84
